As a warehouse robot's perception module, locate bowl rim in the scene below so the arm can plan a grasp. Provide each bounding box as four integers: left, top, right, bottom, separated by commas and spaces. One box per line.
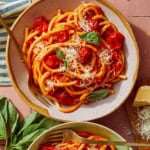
27, 121, 130, 150
6, 0, 139, 122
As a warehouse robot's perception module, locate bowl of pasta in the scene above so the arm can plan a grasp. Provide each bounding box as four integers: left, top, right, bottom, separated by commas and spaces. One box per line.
28, 121, 130, 150
6, 0, 139, 121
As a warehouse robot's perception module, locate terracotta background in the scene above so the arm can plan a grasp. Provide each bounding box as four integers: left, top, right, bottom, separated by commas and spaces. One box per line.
0, 0, 150, 149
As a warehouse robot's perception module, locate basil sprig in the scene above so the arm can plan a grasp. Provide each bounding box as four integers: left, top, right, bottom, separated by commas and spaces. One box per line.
0, 96, 61, 150
56, 50, 68, 69
55, 50, 64, 60
87, 88, 109, 101
80, 32, 100, 45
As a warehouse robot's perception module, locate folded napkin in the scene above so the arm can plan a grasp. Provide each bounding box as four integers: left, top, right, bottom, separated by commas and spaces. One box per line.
0, 0, 31, 86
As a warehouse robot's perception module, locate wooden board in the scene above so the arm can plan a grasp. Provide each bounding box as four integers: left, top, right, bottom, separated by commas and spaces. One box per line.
125, 79, 150, 150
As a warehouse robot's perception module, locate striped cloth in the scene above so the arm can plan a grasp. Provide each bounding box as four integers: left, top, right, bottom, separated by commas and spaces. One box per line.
0, 0, 31, 86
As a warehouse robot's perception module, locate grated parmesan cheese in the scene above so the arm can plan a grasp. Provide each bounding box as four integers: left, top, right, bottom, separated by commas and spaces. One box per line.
78, 19, 91, 32
33, 42, 45, 54
82, 71, 92, 79
99, 49, 112, 64
71, 34, 81, 44
59, 65, 66, 72
62, 46, 79, 70
46, 79, 54, 89
82, 66, 95, 79
63, 47, 78, 60
136, 106, 150, 140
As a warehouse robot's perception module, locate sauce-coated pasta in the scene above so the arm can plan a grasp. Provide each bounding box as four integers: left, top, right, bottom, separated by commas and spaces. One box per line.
22, 2, 126, 113
39, 130, 116, 150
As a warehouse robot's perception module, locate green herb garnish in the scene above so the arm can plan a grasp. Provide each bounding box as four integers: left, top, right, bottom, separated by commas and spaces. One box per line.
55, 50, 64, 60
63, 59, 68, 69
87, 88, 109, 101
56, 50, 68, 69
80, 32, 100, 45
0, 96, 61, 150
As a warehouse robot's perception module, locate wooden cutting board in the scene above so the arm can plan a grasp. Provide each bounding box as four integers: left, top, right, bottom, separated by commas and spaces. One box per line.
125, 79, 150, 150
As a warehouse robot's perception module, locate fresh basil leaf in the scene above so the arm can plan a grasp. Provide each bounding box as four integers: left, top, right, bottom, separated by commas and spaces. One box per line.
17, 112, 43, 135
0, 135, 3, 139
9, 129, 45, 150
9, 145, 22, 150
11, 134, 17, 145
7, 100, 19, 136
43, 118, 62, 127
0, 96, 8, 123
56, 50, 68, 69
22, 118, 61, 137
64, 59, 68, 69
56, 50, 64, 60
80, 32, 100, 45
0, 96, 19, 137
87, 88, 109, 101
0, 112, 7, 140
11, 143, 30, 150
14, 129, 45, 147
0, 97, 61, 150
13, 117, 61, 149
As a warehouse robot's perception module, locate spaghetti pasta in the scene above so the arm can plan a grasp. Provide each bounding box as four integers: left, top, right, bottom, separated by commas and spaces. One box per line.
22, 2, 126, 113
39, 130, 116, 150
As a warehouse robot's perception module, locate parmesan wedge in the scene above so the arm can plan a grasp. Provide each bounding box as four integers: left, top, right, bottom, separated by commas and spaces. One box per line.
133, 85, 150, 106
136, 106, 150, 140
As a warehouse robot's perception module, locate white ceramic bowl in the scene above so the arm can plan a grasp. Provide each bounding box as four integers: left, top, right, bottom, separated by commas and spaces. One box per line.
28, 122, 131, 150
6, 0, 139, 121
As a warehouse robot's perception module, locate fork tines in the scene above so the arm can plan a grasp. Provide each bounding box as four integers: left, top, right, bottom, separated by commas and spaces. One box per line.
47, 129, 64, 144
36, 92, 52, 107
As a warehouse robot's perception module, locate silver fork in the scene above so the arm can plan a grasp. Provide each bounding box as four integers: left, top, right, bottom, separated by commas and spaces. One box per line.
28, 77, 53, 108
46, 129, 150, 147
0, 14, 53, 108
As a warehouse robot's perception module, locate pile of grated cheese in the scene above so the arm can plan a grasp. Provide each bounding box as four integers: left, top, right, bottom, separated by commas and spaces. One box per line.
136, 106, 150, 140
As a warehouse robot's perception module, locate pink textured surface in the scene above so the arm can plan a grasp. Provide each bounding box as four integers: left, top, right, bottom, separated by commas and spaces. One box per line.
108, 0, 150, 80
0, 0, 149, 148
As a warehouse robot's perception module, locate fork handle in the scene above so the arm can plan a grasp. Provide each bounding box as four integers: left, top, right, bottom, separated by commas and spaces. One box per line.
0, 15, 21, 52
82, 138, 150, 147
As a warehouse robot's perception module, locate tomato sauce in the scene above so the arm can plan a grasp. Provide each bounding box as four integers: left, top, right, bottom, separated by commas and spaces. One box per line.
33, 16, 49, 33
106, 32, 124, 50
52, 31, 69, 43
78, 47, 92, 64
45, 55, 63, 68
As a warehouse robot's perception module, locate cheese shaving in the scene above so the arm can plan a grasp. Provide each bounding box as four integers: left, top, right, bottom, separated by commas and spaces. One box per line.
99, 49, 112, 64
46, 79, 54, 88
136, 106, 150, 140
82, 66, 95, 79
78, 19, 91, 32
